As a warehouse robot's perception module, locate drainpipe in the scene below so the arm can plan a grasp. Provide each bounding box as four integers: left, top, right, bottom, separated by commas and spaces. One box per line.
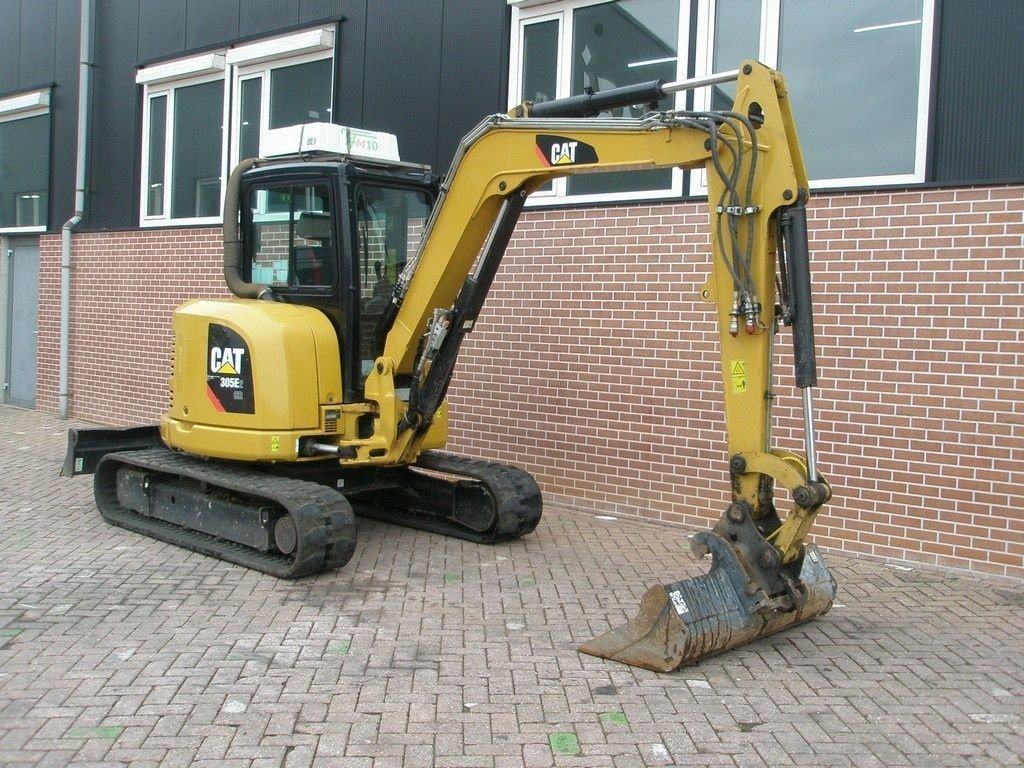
59, 0, 94, 418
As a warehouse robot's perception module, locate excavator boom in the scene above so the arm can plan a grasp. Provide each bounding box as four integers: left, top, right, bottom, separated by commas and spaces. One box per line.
370, 60, 836, 669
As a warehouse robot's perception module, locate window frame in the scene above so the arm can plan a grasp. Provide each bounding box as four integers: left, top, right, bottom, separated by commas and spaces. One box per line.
509, 0, 691, 207
690, 0, 935, 193
229, 46, 336, 170
510, 0, 935, 202
135, 27, 336, 227
137, 68, 229, 227
0, 88, 52, 234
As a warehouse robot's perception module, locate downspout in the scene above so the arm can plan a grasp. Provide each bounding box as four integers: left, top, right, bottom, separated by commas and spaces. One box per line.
59, 0, 94, 418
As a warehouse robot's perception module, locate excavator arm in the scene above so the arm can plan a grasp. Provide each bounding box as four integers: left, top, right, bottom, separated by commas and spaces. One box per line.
366, 60, 836, 670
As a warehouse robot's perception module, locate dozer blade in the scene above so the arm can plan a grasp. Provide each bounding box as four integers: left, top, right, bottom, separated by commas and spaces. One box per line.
579, 532, 836, 672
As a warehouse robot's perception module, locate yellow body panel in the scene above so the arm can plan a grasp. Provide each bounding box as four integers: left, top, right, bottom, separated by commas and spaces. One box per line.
161, 298, 342, 461
160, 298, 448, 464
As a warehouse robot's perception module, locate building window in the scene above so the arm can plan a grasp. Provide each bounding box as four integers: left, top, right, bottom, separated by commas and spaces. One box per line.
138, 54, 227, 225
227, 28, 335, 167
509, 0, 687, 205
142, 77, 225, 222
0, 88, 51, 232
136, 27, 335, 226
510, 0, 933, 202
695, 0, 933, 188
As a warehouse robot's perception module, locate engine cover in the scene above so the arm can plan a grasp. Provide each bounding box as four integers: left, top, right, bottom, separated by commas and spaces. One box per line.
161, 298, 342, 461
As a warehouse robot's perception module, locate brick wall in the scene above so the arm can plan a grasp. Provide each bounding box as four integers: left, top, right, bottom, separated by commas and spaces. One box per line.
36, 185, 1024, 578
37, 229, 228, 423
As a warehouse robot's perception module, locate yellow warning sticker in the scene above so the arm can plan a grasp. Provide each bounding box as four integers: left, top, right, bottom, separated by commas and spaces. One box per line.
271, 436, 280, 453
731, 360, 747, 394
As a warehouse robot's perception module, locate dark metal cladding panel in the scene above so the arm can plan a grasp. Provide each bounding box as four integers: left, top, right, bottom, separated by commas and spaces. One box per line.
239, 0, 300, 38
361, 0, 442, 168
87, 0, 141, 229
17, 0, 57, 86
931, 0, 1024, 183
185, 0, 239, 51
53, 0, 80, 93
299, 0, 345, 24
48, 0, 83, 231
0, 0, 21, 89
138, 0, 186, 62
436, 0, 511, 174
333, 1, 365, 127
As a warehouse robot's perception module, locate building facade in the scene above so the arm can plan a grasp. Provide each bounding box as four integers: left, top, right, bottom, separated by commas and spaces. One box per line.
2, 0, 1022, 578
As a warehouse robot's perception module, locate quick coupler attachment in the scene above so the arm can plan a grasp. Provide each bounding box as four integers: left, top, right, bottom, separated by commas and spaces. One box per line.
579, 532, 836, 672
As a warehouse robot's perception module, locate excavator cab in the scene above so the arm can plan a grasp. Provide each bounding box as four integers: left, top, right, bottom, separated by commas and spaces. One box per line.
237, 157, 438, 404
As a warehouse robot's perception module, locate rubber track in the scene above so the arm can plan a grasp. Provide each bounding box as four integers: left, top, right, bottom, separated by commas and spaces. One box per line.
352, 451, 543, 543
94, 447, 357, 578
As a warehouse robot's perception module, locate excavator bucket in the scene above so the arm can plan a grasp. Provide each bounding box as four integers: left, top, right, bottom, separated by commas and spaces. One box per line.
580, 532, 836, 672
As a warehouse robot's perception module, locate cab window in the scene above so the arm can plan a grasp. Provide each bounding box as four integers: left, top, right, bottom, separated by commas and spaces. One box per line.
247, 182, 335, 288
355, 184, 432, 375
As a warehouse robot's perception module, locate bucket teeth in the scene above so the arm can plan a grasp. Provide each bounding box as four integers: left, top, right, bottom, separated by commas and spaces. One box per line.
579, 535, 836, 672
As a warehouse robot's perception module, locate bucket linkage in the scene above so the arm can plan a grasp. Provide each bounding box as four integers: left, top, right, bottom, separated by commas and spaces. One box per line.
580, 464, 835, 672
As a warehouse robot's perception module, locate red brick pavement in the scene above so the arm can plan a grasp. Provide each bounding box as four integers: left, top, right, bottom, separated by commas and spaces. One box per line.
1, 404, 1021, 767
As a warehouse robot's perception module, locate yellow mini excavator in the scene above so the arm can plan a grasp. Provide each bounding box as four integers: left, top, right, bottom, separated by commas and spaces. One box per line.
64, 61, 836, 671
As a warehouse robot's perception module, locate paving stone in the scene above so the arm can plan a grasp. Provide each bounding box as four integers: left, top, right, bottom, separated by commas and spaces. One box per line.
1, 404, 1023, 767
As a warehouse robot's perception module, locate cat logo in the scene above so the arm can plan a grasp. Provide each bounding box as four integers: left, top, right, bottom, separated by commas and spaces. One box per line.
210, 346, 245, 375
550, 140, 579, 165
207, 324, 255, 414
535, 134, 599, 167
